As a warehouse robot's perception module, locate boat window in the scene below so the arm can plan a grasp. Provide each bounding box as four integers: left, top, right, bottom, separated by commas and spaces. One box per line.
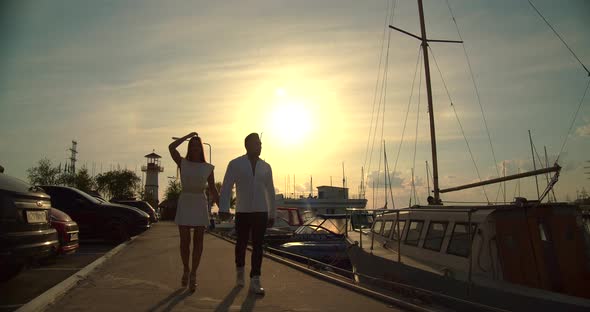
296, 216, 347, 235
405, 220, 424, 246
393, 220, 406, 240
383, 221, 394, 238
424, 222, 448, 251
372, 220, 383, 234
351, 213, 373, 231
447, 223, 477, 257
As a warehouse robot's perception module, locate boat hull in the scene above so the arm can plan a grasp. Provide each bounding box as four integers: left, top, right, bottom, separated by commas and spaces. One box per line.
347, 242, 590, 312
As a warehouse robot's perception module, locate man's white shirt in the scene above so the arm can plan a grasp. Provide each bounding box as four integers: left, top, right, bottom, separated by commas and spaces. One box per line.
219, 155, 276, 219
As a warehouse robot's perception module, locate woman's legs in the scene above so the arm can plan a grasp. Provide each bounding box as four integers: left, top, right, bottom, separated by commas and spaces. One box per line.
191, 226, 205, 275
178, 225, 191, 273
189, 226, 205, 291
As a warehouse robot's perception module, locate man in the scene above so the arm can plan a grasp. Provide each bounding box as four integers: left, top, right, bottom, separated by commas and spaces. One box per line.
219, 133, 276, 295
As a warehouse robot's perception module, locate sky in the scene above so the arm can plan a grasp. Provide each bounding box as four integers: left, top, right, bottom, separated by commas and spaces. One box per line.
1, 0, 589, 209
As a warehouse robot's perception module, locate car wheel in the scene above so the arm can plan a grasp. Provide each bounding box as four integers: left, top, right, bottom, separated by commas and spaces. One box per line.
106, 220, 130, 244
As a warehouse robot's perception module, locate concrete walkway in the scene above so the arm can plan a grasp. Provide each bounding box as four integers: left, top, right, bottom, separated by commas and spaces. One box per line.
44, 222, 402, 312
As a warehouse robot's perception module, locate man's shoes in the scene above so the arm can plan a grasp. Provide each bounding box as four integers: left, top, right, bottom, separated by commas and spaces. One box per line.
236, 267, 245, 287
250, 276, 265, 295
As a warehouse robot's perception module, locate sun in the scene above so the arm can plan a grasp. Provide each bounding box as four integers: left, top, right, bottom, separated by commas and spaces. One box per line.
267, 91, 313, 146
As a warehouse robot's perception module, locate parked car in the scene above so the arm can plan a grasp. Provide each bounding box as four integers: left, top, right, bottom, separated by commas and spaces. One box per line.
40, 186, 150, 243
50, 208, 79, 254
111, 199, 158, 223
0, 173, 59, 281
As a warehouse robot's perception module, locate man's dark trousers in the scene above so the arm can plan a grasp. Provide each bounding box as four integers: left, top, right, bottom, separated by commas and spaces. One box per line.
235, 212, 268, 277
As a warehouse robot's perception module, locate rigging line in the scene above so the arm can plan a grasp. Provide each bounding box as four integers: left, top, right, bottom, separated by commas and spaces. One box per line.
531, 141, 554, 202
392, 46, 423, 195
410, 49, 423, 206
377, 135, 387, 206
382, 141, 388, 207
446, 0, 502, 180
379, 0, 398, 159
527, 0, 589, 76
380, 20, 393, 159
556, 79, 590, 163
367, 66, 385, 184
366, 0, 399, 192
451, 105, 491, 204
369, 18, 395, 186
363, 0, 392, 177
494, 176, 503, 204
513, 168, 520, 199
374, 1, 397, 204
385, 144, 396, 208
411, 168, 419, 205
544, 146, 557, 201
428, 46, 490, 203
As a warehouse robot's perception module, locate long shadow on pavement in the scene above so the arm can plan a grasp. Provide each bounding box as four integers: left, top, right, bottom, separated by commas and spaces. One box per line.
147, 288, 191, 312
213, 286, 243, 312
239, 292, 260, 312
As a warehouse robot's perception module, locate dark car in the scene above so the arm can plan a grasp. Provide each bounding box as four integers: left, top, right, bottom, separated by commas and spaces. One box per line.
111, 200, 158, 223
50, 208, 79, 254
0, 173, 59, 281
40, 186, 150, 243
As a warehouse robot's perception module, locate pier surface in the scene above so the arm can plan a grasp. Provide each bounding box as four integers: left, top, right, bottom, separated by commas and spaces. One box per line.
44, 222, 403, 312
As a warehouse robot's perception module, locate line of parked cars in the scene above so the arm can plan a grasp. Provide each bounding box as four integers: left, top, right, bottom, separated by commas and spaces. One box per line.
0, 172, 154, 281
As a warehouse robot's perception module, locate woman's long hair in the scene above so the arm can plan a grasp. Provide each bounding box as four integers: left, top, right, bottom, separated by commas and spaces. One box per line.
185, 136, 206, 163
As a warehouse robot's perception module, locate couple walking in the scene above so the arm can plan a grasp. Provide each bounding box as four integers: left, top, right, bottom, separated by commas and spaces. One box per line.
168, 132, 275, 294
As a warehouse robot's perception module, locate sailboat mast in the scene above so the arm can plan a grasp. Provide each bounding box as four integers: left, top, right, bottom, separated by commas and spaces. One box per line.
417, 0, 441, 204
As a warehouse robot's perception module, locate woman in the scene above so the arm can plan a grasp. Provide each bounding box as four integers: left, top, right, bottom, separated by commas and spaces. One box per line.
168, 132, 219, 292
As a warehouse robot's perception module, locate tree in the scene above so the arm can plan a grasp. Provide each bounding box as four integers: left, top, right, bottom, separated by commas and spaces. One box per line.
27, 158, 60, 185
72, 167, 96, 193
95, 169, 140, 200
57, 171, 76, 187
164, 179, 182, 201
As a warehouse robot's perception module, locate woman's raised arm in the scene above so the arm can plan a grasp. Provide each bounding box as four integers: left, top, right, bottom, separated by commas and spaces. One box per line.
169, 132, 197, 167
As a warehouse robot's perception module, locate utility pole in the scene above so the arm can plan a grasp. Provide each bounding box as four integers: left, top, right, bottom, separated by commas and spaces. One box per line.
68, 140, 78, 174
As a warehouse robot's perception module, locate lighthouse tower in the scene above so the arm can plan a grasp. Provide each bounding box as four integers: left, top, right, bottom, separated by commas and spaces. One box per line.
142, 150, 164, 208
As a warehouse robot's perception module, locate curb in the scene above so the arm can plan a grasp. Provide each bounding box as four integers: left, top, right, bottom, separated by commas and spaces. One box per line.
16, 236, 138, 312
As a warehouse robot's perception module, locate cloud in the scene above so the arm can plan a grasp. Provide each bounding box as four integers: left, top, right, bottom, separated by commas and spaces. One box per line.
575, 124, 590, 137
366, 170, 404, 189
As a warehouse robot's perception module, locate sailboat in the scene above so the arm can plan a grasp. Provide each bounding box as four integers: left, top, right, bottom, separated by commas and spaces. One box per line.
345, 1, 590, 311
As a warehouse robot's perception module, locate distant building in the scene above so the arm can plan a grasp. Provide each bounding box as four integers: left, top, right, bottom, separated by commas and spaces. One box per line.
276, 185, 367, 215
142, 150, 164, 209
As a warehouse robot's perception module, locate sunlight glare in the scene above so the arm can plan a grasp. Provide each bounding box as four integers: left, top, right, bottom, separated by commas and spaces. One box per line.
275, 88, 286, 97
268, 100, 312, 146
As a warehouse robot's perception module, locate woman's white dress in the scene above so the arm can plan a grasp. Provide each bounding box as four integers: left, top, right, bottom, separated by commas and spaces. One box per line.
174, 158, 214, 227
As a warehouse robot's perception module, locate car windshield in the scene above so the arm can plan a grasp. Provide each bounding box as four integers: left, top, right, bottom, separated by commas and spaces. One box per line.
94, 196, 107, 203
0, 173, 43, 193
69, 188, 102, 204
143, 202, 155, 210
